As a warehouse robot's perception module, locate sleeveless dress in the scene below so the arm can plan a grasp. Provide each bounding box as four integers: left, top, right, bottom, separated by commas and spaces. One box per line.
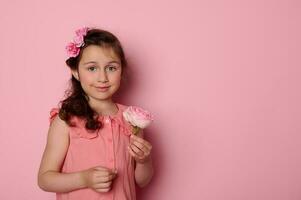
49, 103, 137, 200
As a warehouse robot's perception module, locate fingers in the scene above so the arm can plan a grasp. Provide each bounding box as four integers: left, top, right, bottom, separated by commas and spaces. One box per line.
94, 166, 117, 175
130, 135, 152, 150
94, 181, 113, 192
95, 172, 117, 182
128, 145, 144, 159
130, 143, 144, 156
128, 145, 143, 158
93, 166, 112, 172
96, 173, 116, 183
90, 167, 118, 193
128, 142, 151, 160
129, 135, 152, 156
94, 181, 112, 189
128, 134, 153, 164
92, 167, 117, 183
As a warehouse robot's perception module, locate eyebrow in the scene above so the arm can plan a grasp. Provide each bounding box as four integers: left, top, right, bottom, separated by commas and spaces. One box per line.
83, 61, 121, 65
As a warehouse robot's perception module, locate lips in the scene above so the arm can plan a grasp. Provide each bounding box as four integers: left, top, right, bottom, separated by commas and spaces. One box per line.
95, 86, 110, 92
96, 86, 110, 89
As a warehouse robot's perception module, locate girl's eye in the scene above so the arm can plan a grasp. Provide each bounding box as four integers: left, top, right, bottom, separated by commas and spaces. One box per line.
88, 66, 97, 71
107, 66, 117, 71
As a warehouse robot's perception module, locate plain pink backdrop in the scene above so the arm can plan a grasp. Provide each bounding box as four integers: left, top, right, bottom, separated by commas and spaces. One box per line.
0, 0, 300, 199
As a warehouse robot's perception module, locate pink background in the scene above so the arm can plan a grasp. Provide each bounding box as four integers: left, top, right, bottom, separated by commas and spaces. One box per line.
0, 0, 300, 199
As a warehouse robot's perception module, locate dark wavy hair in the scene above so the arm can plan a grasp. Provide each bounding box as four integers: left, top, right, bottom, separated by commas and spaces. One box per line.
58, 28, 128, 131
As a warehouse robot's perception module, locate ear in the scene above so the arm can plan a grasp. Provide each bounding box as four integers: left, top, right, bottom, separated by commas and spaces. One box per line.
71, 69, 79, 81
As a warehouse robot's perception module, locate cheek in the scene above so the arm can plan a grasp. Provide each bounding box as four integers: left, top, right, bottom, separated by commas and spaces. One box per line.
80, 72, 95, 84
110, 72, 122, 83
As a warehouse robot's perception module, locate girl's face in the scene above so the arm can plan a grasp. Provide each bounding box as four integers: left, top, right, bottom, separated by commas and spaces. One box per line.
72, 45, 122, 103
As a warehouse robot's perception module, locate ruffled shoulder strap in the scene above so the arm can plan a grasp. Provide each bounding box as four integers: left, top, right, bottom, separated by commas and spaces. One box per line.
49, 108, 59, 124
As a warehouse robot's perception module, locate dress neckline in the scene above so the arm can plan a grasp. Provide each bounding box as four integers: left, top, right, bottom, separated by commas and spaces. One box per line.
98, 103, 122, 119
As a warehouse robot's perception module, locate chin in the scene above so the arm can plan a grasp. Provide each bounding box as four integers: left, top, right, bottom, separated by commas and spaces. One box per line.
96, 92, 115, 101
95, 93, 113, 99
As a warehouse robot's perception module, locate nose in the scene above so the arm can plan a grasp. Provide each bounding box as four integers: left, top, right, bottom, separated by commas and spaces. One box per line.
97, 68, 108, 83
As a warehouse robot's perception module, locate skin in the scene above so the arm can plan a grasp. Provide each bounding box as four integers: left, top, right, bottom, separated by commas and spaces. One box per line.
37, 45, 154, 193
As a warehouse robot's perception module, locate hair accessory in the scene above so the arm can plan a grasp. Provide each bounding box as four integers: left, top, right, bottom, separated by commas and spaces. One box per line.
65, 27, 90, 58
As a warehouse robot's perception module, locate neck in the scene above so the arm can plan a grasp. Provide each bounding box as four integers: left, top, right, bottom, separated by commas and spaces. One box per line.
88, 98, 117, 116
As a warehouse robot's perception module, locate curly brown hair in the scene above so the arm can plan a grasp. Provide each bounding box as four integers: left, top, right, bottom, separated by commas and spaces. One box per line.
58, 28, 128, 131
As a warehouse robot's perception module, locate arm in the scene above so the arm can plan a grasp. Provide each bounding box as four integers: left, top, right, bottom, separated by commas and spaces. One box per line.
37, 115, 86, 193
130, 131, 154, 188
134, 154, 154, 188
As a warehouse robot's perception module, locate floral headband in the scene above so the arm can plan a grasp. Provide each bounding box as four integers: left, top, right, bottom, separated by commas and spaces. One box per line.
65, 27, 90, 58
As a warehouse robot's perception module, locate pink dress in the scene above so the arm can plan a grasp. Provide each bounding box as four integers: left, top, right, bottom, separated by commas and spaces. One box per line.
49, 103, 137, 200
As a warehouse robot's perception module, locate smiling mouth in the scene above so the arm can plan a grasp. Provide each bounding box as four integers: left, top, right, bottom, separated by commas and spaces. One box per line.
96, 86, 110, 89
95, 86, 110, 92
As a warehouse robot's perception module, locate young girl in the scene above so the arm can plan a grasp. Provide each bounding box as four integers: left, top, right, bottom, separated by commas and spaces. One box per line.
37, 27, 154, 200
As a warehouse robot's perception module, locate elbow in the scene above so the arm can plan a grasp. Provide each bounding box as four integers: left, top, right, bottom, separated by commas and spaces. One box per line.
137, 176, 152, 188
37, 172, 50, 192
37, 175, 46, 191
137, 181, 149, 188
136, 169, 154, 188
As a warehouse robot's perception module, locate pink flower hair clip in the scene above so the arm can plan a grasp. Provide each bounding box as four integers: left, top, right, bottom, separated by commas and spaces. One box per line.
65, 27, 90, 58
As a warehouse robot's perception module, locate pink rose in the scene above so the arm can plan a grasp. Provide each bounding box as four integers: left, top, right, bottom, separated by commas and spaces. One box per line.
65, 42, 80, 57
65, 27, 89, 58
123, 106, 154, 135
75, 27, 89, 37
73, 35, 84, 47
73, 27, 89, 47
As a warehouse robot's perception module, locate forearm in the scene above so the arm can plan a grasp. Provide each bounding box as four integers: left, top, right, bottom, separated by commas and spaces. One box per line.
38, 170, 86, 193
134, 156, 154, 188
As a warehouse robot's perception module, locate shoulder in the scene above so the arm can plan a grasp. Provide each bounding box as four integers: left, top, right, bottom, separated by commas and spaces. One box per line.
45, 109, 70, 152
48, 108, 69, 133
49, 118, 69, 140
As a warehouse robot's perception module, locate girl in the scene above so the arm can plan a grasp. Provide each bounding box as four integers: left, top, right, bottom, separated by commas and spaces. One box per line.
37, 27, 154, 200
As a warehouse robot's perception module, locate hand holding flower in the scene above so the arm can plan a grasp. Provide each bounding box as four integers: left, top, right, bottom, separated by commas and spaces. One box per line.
128, 134, 152, 164
123, 106, 154, 164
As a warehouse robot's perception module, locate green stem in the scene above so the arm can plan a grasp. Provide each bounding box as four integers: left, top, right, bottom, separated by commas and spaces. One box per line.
133, 126, 141, 135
